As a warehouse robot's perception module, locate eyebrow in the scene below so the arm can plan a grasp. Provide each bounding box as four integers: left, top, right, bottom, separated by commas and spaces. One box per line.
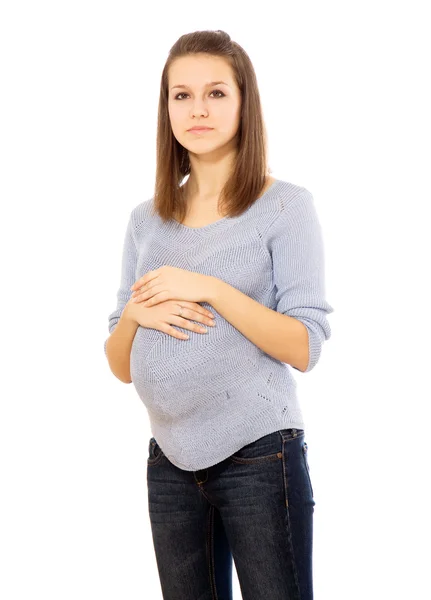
170, 81, 229, 90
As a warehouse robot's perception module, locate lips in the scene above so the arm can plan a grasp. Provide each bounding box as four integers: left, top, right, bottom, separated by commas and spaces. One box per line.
188, 127, 213, 132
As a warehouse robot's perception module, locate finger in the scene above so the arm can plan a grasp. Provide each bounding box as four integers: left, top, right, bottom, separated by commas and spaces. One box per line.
131, 283, 149, 297
130, 269, 158, 291
181, 301, 214, 319
143, 291, 167, 307
132, 282, 161, 303
172, 314, 208, 334
169, 327, 189, 340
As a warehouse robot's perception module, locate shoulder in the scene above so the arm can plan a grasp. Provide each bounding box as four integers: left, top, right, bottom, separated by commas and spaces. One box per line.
257, 178, 313, 222
127, 197, 156, 232
271, 179, 314, 208
258, 179, 317, 242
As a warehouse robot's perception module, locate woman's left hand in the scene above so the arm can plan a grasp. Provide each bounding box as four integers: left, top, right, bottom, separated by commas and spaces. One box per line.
130, 266, 214, 307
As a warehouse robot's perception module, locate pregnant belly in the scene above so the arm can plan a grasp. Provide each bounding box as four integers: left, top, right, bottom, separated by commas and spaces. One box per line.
129, 325, 265, 419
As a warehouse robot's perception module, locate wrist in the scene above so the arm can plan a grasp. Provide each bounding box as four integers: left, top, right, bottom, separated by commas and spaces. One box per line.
122, 301, 137, 324
206, 276, 223, 304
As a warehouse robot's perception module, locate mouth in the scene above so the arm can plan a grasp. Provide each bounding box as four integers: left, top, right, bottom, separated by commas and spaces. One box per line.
187, 127, 214, 133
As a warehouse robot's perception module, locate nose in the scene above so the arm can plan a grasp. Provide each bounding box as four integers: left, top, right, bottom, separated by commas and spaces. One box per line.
190, 100, 209, 119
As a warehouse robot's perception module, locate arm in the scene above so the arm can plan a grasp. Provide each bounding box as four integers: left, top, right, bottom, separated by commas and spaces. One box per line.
104, 212, 139, 383
207, 188, 334, 373
208, 279, 310, 372
104, 306, 138, 383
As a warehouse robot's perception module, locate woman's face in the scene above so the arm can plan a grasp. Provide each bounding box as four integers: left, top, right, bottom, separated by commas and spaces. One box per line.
167, 54, 242, 157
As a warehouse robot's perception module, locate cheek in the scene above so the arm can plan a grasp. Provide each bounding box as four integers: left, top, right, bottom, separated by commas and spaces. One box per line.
168, 113, 184, 139
168, 103, 183, 126
219, 106, 241, 133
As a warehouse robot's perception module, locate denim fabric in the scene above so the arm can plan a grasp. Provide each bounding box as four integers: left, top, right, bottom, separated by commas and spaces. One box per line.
147, 428, 315, 599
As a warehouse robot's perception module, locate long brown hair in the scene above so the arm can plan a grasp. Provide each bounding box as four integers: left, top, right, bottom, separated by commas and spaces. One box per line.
151, 29, 272, 224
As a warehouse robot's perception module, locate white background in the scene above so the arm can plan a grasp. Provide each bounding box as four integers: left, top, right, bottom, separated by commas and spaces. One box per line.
1, 1, 430, 598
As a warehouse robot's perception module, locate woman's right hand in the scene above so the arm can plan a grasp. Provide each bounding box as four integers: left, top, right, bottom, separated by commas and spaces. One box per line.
124, 299, 216, 340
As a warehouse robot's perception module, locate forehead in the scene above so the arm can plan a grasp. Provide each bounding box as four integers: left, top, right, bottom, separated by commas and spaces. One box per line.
168, 54, 236, 88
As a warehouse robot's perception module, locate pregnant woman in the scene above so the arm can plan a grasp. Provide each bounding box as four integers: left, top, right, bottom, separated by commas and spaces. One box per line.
104, 28, 334, 600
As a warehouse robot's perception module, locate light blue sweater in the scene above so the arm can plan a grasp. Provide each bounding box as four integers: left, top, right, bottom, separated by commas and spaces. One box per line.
104, 179, 334, 471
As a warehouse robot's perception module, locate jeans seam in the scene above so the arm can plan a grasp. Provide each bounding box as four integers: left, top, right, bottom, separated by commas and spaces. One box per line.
280, 437, 302, 600
302, 443, 314, 497
207, 505, 219, 600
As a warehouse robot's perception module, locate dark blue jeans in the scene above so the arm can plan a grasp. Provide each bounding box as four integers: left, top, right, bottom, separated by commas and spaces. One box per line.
147, 428, 315, 600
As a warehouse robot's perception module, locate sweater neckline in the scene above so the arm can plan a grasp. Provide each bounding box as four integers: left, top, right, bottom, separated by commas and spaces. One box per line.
170, 179, 282, 232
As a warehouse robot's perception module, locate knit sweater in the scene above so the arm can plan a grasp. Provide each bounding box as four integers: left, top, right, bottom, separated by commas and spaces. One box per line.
104, 179, 334, 471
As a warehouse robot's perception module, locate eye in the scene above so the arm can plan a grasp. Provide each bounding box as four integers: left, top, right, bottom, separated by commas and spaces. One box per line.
173, 89, 226, 100
210, 89, 225, 98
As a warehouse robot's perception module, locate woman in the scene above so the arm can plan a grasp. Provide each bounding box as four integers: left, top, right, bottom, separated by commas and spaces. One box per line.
104, 29, 334, 600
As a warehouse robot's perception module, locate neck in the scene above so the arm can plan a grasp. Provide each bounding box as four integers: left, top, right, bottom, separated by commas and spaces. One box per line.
184, 143, 238, 200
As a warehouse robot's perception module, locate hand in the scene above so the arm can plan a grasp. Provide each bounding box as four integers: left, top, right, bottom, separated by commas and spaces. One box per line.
130, 266, 214, 308
124, 298, 216, 340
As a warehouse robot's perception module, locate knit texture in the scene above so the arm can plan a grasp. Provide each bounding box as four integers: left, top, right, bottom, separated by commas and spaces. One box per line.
104, 179, 334, 471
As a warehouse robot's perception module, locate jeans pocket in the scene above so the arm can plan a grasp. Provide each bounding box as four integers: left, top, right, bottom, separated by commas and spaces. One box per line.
229, 431, 284, 464
279, 428, 304, 441
302, 441, 314, 497
147, 437, 164, 466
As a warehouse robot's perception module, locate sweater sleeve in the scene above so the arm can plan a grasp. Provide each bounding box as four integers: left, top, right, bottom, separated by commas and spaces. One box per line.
104, 212, 138, 357
268, 188, 334, 372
